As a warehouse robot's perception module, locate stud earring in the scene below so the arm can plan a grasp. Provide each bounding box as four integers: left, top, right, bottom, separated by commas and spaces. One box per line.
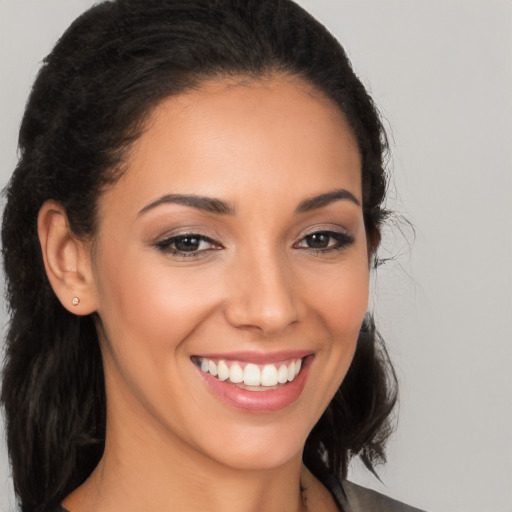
72, 297, 80, 306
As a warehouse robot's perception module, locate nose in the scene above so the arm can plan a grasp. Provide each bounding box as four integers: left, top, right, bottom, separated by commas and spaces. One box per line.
223, 249, 299, 336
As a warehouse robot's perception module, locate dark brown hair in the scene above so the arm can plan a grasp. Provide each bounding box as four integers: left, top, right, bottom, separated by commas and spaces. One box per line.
1, 1, 396, 510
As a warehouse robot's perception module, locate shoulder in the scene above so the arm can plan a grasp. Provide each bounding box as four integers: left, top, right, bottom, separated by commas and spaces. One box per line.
341, 480, 427, 512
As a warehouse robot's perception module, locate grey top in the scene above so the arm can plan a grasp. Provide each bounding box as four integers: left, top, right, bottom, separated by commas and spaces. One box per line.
333, 480, 426, 512
55, 478, 426, 512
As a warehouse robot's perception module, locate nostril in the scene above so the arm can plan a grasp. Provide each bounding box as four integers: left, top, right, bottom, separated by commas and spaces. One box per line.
224, 301, 299, 334
223, 257, 299, 333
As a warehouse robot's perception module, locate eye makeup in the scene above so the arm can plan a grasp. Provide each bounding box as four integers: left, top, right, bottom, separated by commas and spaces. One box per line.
154, 232, 223, 258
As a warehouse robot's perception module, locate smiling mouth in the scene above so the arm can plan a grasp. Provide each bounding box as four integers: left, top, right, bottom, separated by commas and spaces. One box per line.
192, 356, 304, 390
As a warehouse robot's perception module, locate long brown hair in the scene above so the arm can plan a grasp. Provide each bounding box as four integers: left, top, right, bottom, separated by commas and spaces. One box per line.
1, 1, 396, 510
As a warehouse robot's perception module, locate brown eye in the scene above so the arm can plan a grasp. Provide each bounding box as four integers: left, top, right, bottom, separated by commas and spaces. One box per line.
304, 233, 331, 249
295, 230, 355, 253
174, 236, 201, 252
155, 233, 222, 257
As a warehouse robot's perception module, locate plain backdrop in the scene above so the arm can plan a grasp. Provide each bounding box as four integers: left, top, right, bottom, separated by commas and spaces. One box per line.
1, 1, 511, 511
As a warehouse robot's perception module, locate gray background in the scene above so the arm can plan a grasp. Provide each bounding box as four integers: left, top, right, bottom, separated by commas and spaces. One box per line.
1, 1, 511, 511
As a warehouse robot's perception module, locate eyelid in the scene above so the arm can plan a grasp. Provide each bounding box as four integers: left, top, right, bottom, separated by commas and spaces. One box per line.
154, 231, 223, 257
293, 226, 355, 252
151, 225, 221, 245
155, 231, 221, 244
294, 223, 352, 241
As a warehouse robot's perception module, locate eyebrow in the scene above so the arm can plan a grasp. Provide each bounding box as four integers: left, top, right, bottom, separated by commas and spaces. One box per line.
295, 188, 360, 213
138, 194, 235, 216
138, 188, 359, 217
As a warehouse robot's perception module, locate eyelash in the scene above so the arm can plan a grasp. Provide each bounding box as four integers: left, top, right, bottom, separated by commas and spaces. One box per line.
154, 230, 354, 258
293, 230, 355, 253
155, 233, 222, 258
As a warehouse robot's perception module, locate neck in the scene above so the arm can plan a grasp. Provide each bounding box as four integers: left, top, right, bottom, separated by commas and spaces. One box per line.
63, 413, 308, 512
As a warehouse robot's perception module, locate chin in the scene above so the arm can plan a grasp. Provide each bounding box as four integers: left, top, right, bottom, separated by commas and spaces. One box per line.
189, 417, 313, 472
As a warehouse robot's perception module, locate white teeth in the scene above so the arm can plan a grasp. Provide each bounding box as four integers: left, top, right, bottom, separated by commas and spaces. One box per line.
243, 364, 261, 386
217, 360, 229, 381
261, 364, 278, 387
287, 361, 296, 382
229, 364, 244, 383
277, 364, 288, 384
208, 360, 218, 377
295, 358, 302, 375
197, 357, 304, 387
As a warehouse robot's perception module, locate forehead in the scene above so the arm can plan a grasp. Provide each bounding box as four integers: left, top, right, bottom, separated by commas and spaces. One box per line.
101, 76, 362, 216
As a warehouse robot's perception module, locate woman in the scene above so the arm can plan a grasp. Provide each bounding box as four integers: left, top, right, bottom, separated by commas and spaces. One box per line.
1, 0, 425, 511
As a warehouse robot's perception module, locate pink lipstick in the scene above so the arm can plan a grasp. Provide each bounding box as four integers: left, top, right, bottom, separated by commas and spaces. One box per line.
193, 353, 313, 413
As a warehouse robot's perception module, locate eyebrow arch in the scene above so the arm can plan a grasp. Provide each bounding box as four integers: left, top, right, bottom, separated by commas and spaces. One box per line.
295, 188, 360, 213
138, 194, 235, 216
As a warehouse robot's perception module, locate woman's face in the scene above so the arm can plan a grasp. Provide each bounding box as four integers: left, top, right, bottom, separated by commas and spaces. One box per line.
89, 77, 369, 471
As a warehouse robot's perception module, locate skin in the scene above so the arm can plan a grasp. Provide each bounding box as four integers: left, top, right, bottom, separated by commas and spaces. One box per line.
40, 76, 370, 512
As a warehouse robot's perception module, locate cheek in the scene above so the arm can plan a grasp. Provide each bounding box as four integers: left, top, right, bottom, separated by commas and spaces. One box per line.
93, 247, 224, 369
92, 253, 219, 424
313, 256, 370, 337
307, 256, 370, 393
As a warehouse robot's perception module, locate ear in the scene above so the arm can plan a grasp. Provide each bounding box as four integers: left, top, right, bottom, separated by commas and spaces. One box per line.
38, 200, 98, 315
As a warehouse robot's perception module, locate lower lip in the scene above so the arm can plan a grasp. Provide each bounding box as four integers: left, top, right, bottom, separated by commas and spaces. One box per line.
197, 356, 313, 413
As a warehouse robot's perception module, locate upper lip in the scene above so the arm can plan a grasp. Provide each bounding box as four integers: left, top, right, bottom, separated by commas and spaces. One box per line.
191, 350, 313, 364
